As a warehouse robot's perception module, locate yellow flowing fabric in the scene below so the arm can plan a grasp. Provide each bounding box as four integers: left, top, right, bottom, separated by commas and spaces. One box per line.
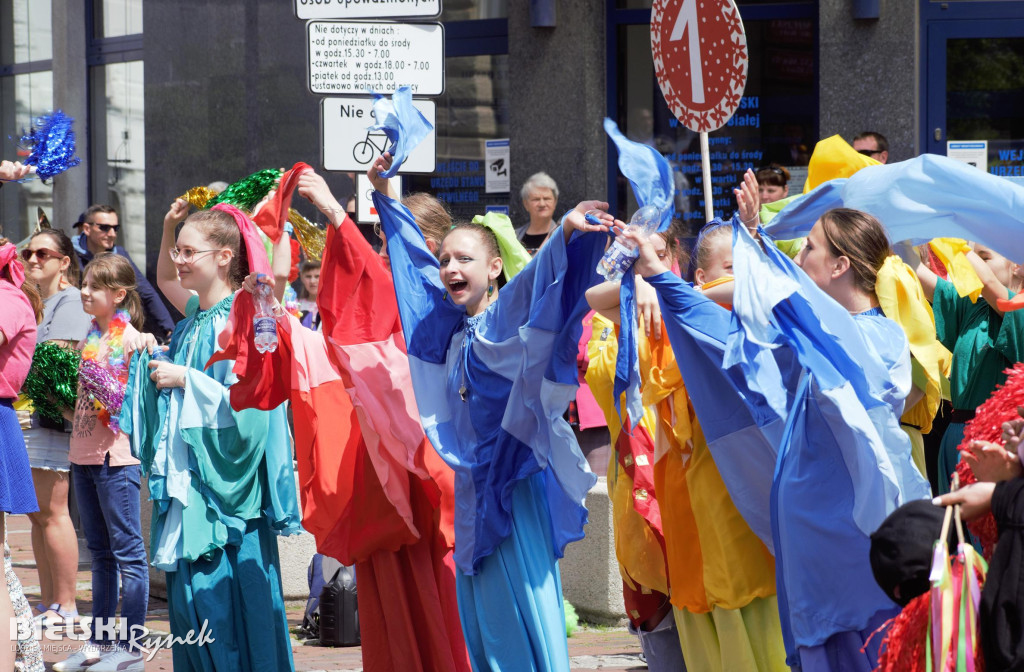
585, 314, 668, 599
929, 238, 984, 302
802, 134, 881, 193
639, 311, 786, 672
875, 256, 952, 433
875, 256, 952, 479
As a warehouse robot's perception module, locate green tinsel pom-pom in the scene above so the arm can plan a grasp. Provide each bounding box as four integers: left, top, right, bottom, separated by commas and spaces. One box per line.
564, 599, 579, 637
23, 341, 80, 423
205, 168, 283, 212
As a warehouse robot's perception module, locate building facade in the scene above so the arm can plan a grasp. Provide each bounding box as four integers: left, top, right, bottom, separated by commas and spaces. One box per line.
1, 0, 1023, 278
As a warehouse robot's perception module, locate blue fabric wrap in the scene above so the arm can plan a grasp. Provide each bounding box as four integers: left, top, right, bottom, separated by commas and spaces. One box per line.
648, 221, 930, 655
374, 191, 600, 575
603, 117, 675, 427
765, 154, 1024, 261
370, 86, 433, 178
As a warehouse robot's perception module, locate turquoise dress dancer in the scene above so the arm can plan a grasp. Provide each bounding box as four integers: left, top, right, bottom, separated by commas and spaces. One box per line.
375, 191, 605, 671
123, 294, 302, 669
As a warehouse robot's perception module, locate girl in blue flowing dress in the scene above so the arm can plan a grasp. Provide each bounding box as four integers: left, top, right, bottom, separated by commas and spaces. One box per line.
374, 179, 612, 671
619, 209, 930, 672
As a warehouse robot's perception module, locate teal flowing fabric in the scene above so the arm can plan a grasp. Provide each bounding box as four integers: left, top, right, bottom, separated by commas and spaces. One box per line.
121, 294, 301, 671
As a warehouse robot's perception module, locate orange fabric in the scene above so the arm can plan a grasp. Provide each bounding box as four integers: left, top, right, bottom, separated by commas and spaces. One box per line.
643, 324, 777, 613
585, 315, 669, 597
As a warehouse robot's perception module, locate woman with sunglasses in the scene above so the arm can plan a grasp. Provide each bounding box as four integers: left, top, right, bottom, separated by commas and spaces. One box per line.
19, 229, 91, 625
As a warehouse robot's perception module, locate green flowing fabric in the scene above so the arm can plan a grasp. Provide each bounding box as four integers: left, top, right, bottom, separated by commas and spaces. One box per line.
121, 294, 301, 569
472, 212, 532, 281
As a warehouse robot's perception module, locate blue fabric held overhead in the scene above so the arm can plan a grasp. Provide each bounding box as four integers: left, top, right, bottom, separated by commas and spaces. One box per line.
765, 154, 1024, 262
649, 217, 930, 661
369, 86, 433, 178
603, 117, 675, 426
372, 190, 600, 575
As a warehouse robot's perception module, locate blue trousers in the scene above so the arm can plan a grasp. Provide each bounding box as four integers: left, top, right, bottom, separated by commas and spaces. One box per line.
72, 459, 148, 648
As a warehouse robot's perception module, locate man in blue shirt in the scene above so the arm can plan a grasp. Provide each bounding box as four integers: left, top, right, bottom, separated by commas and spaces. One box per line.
74, 204, 175, 338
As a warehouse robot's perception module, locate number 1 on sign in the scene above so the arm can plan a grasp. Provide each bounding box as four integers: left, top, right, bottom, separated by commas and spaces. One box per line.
669, 0, 704, 105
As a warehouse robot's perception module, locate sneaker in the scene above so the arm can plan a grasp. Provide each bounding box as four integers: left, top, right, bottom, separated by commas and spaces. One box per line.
52, 643, 103, 672
86, 647, 145, 672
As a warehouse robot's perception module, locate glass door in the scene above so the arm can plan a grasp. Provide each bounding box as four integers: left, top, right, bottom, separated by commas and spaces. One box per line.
925, 18, 1024, 176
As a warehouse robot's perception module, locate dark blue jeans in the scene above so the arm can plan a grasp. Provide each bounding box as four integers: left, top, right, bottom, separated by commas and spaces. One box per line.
72, 458, 149, 649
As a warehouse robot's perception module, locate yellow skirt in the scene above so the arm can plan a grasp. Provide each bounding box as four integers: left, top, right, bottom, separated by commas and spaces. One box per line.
674, 596, 789, 672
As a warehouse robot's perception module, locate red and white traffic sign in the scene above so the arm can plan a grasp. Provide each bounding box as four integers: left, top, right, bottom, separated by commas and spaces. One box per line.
651, 0, 748, 133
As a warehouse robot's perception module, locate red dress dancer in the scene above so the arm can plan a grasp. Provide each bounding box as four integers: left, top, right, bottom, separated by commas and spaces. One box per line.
212, 167, 468, 672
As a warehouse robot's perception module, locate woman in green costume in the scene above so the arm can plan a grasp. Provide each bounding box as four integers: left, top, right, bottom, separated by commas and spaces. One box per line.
915, 243, 1024, 494
121, 201, 302, 671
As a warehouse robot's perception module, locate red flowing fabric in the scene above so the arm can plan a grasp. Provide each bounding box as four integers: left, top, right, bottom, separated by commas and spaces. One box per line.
214, 207, 467, 672
252, 162, 312, 243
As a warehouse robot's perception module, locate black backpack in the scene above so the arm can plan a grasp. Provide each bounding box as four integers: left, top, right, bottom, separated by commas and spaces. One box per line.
300, 553, 342, 639
318, 564, 360, 647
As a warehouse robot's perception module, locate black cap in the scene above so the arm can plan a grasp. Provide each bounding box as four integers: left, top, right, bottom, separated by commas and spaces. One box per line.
870, 499, 955, 606
73, 211, 87, 229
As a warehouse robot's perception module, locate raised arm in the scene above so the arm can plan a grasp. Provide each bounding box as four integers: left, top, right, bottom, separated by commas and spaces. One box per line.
156, 198, 193, 315
269, 231, 292, 305
297, 170, 351, 230
367, 153, 400, 200
966, 248, 1011, 312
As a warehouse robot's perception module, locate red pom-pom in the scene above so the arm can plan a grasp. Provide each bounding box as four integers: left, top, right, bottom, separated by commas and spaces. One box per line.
873, 560, 986, 672
874, 592, 930, 672
954, 362, 1024, 559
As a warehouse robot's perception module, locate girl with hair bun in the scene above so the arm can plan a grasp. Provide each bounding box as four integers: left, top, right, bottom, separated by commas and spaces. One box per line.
624, 206, 929, 672
117, 201, 302, 672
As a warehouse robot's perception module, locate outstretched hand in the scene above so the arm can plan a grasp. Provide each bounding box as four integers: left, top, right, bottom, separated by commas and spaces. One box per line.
620, 228, 669, 278
564, 201, 614, 243
734, 168, 760, 232
164, 198, 189, 228
0, 160, 32, 182
368, 153, 394, 196
962, 439, 1023, 482
933, 481, 996, 521
296, 170, 345, 225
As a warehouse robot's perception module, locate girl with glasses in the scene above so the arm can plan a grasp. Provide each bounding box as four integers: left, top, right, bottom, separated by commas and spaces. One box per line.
121, 201, 302, 671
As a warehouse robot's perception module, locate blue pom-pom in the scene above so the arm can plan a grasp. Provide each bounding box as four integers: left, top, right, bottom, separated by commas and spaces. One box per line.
19, 110, 81, 181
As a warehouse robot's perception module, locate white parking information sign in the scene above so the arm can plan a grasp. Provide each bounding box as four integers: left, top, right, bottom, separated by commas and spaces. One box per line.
295, 0, 442, 20
356, 174, 403, 224
308, 21, 444, 96
322, 97, 436, 173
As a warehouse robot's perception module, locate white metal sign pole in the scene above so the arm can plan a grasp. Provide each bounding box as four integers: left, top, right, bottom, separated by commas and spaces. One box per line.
700, 131, 713, 222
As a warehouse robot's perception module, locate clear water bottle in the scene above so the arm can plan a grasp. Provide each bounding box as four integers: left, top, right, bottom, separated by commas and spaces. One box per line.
150, 347, 172, 397
253, 281, 279, 353
596, 204, 663, 282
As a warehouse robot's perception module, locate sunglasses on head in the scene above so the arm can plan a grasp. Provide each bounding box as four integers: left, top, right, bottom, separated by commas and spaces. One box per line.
89, 223, 120, 233
21, 247, 64, 262
758, 166, 785, 176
